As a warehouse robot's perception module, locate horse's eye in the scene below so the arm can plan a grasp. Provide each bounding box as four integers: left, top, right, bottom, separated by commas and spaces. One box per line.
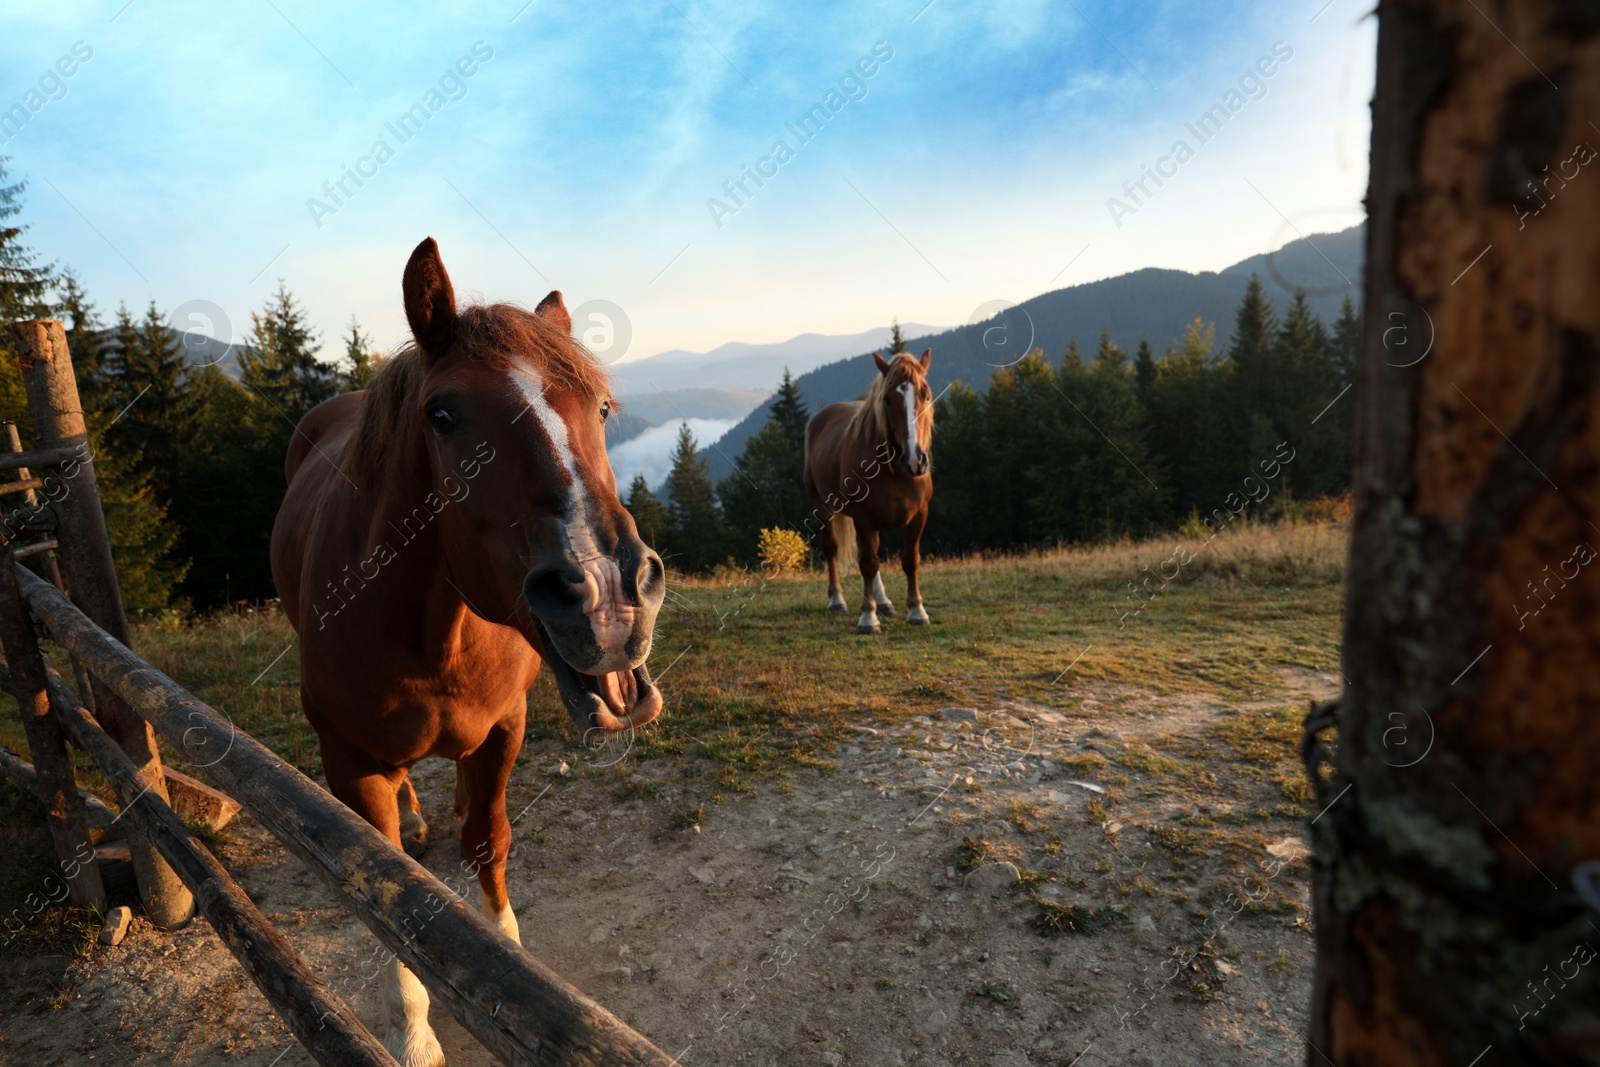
600, 399, 612, 422
428, 406, 456, 432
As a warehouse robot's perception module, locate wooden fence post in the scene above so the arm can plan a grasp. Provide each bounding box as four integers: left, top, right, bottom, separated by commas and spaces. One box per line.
0, 541, 104, 908
8, 319, 192, 929
5, 419, 95, 712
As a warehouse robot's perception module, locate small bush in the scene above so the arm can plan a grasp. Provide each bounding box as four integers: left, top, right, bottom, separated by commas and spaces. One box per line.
756, 527, 808, 575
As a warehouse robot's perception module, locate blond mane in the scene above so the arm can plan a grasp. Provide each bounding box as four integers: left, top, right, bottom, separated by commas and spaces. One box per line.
343, 303, 611, 488
846, 354, 934, 452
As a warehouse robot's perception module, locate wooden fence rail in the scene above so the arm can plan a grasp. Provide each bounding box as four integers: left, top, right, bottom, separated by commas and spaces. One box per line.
13, 563, 676, 1067
0, 655, 397, 1067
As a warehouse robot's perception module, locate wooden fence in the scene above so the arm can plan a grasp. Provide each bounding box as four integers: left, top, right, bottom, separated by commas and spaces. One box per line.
0, 320, 675, 1067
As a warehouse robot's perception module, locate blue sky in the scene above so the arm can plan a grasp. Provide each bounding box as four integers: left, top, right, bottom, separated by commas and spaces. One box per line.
0, 0, 1375, 364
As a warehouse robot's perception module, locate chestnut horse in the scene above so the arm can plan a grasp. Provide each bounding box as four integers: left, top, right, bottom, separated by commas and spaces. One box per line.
270, 238, 665, 1067
803, 348, 934, 634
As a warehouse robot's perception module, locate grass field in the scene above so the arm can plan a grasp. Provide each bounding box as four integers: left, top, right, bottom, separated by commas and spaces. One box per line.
0, 513, 1347, 960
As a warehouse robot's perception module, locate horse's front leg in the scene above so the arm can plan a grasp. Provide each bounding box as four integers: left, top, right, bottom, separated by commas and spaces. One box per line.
321, 734, 445, 1067
398, 774, 428, 859
820, 513, 846, 612
902, 507, 930, 625
457, 712, 525, 945
856, 523, 883, 634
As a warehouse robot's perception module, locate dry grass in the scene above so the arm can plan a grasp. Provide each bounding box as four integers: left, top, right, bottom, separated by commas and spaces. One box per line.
0, 515, 1347, 946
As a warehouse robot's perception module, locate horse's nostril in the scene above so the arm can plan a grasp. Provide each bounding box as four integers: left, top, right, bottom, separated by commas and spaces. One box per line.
525, 565, 588, 617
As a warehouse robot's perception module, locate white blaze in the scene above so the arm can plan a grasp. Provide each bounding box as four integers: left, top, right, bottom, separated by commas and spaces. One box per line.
509, 367, 599, 558
900, 382, 920, 468
509, 367, 635, 660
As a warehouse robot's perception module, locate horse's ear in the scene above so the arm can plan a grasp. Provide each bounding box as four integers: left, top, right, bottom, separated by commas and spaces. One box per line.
919, 347, 931, 372
872, 352, 890, 375
403, 237, 457, 359
535, 290, 571, 335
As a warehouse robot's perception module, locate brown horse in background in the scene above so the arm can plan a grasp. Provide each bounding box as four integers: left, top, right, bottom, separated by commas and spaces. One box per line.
803, 348, 934, 634
270, 238, 665, 1067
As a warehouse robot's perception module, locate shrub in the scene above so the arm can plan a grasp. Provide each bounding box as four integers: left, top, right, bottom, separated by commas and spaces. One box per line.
756, 527, 808, 576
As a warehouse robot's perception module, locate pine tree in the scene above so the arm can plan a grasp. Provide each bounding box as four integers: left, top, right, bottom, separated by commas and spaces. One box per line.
342, 317, 382, 390
1148, 318, 1229, 519
1031, 332, 1166, 541
886, 318, 907, 355
978, 349, 1057, 547
238, 282, 337, 425
718, 369, 812, 557
1329, 295, 1360, 392
625, 474, 670, 552
0, 158, 51, 421
107, 302, 200, 508
663, 422, 725, 572
768, 369, 810, 451
1134, 335, 1157, 408
1224, 275, 1281, 485
174, 365, 282, 605
924, 381, 986, 555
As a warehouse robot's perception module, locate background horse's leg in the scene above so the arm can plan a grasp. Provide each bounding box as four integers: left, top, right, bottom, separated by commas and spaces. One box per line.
321, 734, 445, 1067
397, 774, 428, 859
855, 523, 882, 634
820, 513, 845, 612
872, 571, 895, 617
457, 712, 526, 945
902, 507, 930, 624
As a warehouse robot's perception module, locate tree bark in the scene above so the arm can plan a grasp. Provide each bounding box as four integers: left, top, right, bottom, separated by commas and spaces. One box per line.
1310, 1, 1600, 1063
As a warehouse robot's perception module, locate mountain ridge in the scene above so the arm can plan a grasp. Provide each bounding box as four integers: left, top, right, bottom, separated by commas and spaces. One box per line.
701, 224, 1365, 479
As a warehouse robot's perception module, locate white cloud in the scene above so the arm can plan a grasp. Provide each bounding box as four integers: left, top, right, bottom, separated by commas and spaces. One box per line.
608, 419, 735, 492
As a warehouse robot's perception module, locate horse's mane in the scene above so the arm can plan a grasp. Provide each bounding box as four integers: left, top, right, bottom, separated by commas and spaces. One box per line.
845, 354, 933, 452
344, 303, 610, 487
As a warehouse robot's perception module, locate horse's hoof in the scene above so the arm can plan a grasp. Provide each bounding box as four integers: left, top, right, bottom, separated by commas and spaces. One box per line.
856, 624, 881, 635
907, 606, 930, 625
384, 1028, 445, 1067
828, 600, 846, 613
402, 829, 429, 860
399, 810, 429, 859
877, 603, 896, 618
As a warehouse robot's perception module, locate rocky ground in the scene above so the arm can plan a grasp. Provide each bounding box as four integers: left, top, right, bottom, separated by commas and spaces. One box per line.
0, 673, 1332, 1066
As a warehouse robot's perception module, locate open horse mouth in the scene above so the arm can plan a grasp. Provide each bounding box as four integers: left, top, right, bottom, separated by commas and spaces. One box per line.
534, 621, 663, 733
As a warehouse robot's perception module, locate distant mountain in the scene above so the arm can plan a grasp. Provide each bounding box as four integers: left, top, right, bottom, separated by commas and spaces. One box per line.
615, 387, 772, 426
176, 333, 245, 376
611, 322, 947, 393
703, 224, 1365, 478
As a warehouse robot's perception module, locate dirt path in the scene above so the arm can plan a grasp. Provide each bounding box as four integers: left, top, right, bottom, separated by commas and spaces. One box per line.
0, 674, 1333, 1066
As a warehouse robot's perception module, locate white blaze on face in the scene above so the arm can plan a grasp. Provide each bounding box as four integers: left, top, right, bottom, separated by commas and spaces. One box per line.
509, 367, 635, 656
899, 382, 921, 470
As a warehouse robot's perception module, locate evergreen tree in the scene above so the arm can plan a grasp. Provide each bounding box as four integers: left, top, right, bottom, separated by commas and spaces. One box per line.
626, 474, 671, 553
1329, 295, 1360, 392
1147, 318, 1232, 519
0, 158, 51, 420
718, 370, 811, 557
1223, 275, 1283, 484
107, 301, 200, 508
976, 349, 1057, 547
925, 381, 987, 555
768, 369, 810, 449
342, 317, 382, 390
238, 282, 337, 425
663, 422, 725, 572
174, 365, 281, 605
1134, 335, 1157, 407
886, 317, 906, 355
1031, 332, 1166, 541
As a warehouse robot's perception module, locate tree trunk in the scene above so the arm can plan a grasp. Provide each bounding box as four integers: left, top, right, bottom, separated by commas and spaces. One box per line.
1309, 1, 1600, 1063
